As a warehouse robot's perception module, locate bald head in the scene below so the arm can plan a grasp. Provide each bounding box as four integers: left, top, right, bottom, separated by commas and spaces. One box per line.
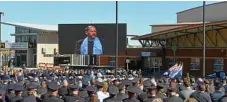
85, 25, 97, 39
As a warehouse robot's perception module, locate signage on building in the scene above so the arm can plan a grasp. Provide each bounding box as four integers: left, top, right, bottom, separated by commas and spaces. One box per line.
141, 52, 152, 56
5, 42, 28, 49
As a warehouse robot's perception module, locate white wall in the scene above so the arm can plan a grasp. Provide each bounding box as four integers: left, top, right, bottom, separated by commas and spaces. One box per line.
36, 33, 58, 66
152, 26, 183, 33
177, 2, 227, 23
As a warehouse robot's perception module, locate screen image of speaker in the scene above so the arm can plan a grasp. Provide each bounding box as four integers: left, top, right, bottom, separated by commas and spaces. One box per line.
58, 23, 127, 55
54, 56, 71, 66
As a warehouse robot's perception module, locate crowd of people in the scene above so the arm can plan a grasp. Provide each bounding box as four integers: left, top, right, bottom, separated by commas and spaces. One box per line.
0, 68, 227, 102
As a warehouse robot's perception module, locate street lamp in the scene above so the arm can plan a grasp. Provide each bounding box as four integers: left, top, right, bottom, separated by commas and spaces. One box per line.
0, 12, 4, 42
0, 12, 4, 70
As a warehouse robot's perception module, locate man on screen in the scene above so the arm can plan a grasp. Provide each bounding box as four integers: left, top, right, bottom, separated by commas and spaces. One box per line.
80, 25, 103, 55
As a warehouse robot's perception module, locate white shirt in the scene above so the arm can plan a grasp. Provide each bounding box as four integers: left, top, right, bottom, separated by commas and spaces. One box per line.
97, 91, 109, 102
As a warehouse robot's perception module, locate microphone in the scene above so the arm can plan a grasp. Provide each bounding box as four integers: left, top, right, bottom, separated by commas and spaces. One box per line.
74, 39, 84, 54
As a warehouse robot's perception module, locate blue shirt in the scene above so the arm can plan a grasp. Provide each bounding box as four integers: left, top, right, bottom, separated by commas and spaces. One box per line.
80, 37, 103, 55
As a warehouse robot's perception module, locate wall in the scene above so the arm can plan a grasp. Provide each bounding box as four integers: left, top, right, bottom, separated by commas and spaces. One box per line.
36, 33, 58, 66
26, 49, 33, 67
177, 2, 227, 23
152, 25, 183, 33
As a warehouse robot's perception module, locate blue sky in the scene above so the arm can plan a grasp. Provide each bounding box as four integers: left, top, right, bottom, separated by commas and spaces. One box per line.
0, 1, 218, 42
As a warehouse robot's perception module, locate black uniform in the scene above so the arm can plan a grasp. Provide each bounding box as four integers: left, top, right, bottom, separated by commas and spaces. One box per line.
123, 97, 140, 102
163, 96, 184, 102
63, 95, 85, 102
22, 95, 42, 102
218, 95, 227, 102
42, 96, 64, 102
10, 96, 23, 102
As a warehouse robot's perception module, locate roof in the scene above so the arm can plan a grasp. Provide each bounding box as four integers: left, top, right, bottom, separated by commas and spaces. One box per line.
1, 22, 58, 32
132, 20, 227, 40
176, 1, 226, 14
150, 22, 207, 27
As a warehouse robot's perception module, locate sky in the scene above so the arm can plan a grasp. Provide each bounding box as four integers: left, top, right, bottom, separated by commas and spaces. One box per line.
0, 1, 219, 42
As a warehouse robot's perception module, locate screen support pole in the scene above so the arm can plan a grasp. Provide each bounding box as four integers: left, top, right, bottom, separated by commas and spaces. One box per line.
115, 1, 118, 77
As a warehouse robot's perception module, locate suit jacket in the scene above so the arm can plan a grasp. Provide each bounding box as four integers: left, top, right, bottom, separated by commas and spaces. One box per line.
163, 96, 183, 102
179, 87, 196, 100
80, 37, 103, 55
190, 91, 212, 102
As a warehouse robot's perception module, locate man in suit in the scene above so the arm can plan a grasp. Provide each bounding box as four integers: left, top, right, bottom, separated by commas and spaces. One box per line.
80, 25, 103, 55
190, 84, 212, 102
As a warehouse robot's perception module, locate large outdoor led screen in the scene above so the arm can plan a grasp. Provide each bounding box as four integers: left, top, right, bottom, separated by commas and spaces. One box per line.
58, 23, 127, 55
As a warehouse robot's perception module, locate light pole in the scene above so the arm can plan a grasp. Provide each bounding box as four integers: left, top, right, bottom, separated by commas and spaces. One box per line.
115, 1, 118, 77
203, 1, 206, 77
0, 12, 4, 70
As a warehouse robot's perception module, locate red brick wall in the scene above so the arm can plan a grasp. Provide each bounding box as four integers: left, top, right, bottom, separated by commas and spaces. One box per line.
97, 48, 226, 76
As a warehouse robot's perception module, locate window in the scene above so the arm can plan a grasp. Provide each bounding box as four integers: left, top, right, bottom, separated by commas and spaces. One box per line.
168, 58, 176, 67
191, 58, 200, 70
213, 59, 224, 72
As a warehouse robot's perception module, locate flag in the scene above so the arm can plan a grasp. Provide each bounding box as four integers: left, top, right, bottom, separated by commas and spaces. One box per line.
163, 62, 183, 78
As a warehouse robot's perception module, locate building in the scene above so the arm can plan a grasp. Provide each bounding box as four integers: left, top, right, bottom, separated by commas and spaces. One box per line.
132, 1, 227, 76
1, 22, 144, 68
2, 22, 58, 67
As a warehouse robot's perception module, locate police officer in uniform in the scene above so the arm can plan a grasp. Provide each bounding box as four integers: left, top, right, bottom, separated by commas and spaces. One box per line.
21, 83, 42, 102
10, 84, 24, 102
103, 85, 120, 102
42, 82, 64, 102
63, 85, 84, 102
123, 86, 142, 102
116, 84, 128, 101
5, 84, 15, 102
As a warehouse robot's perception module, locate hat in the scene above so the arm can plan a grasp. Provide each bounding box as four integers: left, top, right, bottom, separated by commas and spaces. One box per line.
117, 84, 125, 90
69, 85, 79, 91
96, 82, 104, 87
108, 85, 119, 95
14, 84, 24, 91
7, 84, 15, 90
47, 82, 59, 91
127, 86, 142, 94
157, 83, 165, 89
86, 86, 97, 93
27, 83, 37, 89
132, 78, 140, 84
122, 80, 132, 86
143, 80, 152, 87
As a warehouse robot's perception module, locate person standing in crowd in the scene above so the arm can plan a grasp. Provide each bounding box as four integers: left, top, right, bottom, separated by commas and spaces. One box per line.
190, 84, 212, 102
219, 87, 227, 102
123, 86, 141, 102
63, 85, 84, 102
179, 81, 195, 100
163, 88, 183, 102
210, 83, 224, 102
5, 84, 15, 102
42, 82, 64, 102
21, 83, 42, 102
103, 85, 120, 102
10, 84, 24, 102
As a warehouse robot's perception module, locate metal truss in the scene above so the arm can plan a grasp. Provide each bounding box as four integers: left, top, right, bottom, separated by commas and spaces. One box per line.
139, 39, 166, 47
138, 24, 227, 48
